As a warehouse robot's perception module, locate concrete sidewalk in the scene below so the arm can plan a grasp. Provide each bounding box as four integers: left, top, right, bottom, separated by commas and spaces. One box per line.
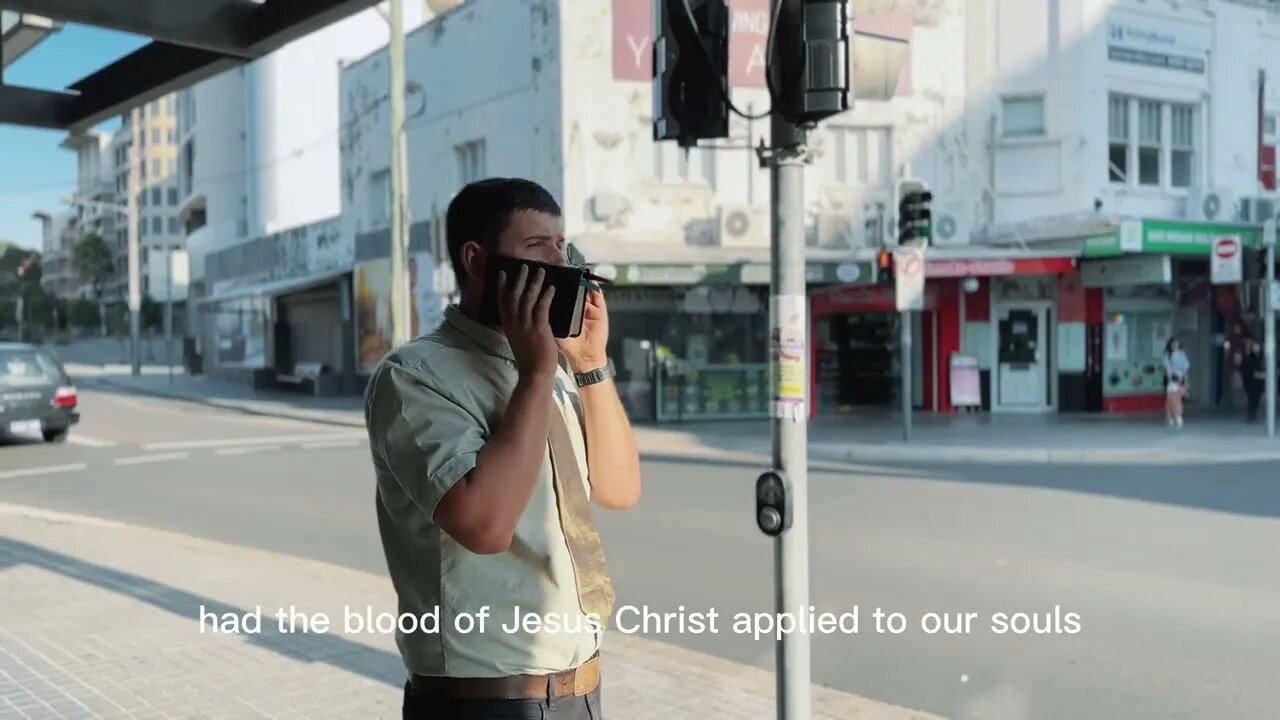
66, 363, 1280, 466
0, 503, 941, 720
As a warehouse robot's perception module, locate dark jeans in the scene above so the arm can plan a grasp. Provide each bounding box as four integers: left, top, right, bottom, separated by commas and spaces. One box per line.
1246, 385, 1262, 421
402, 680, 602, 720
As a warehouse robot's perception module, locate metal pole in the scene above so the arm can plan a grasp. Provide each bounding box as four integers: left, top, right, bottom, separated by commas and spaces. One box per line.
165, 251, 174, 387
388, 0, 411, 348
769, 112, 811, 720
127, 107, 142, 377
901, 310, 912, 440
1266, 228, 1276, 438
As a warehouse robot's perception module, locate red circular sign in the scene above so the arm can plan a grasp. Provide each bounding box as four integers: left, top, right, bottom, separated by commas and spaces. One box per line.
1215, 238, 1239, 258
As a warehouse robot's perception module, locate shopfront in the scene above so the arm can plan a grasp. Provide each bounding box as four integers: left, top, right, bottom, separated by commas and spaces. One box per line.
598, 259, 871, 422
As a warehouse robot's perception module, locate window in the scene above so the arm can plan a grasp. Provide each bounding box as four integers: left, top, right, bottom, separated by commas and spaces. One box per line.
152, 159, 162, 176
151, 216, 162, 234
1266, 113, 1278, 141
1001, 96, 1046, 138
455, 140, 487, 185
1108, 93, 1198, 190
1109, 95, 1130, 183
168, 217, 180, 234
168, 128, 176, 143
140, 191, 147, 208
653, 142, 716, 185
152, 187, 162, 206
151, 100, 161, 115
168, 187, 179, 206
152, 128, 160, 144
367, 169, 391, 228
140, 219, 147, 238
822, 126, 892, 186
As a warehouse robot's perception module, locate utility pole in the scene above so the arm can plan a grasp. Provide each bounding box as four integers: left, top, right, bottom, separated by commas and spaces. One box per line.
388, 0, 411, 347
901, 312, 912, 440
165, 249, 174, 387
766, 114, 811, 720
1265, 218, 1276, 437
127, 106, 142, 376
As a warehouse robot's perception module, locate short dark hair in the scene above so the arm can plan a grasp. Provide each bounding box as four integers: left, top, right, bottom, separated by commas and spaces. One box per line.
445, 178, 561, 293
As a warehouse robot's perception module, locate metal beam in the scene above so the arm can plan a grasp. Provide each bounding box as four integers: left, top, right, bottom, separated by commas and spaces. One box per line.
0, 0, 257, 58
0, 83, 78, 129
65, 42, 240, 132
241, 0, 385, 55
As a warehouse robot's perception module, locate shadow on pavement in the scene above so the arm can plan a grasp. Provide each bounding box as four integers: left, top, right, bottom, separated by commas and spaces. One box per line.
0, 537, 406, 688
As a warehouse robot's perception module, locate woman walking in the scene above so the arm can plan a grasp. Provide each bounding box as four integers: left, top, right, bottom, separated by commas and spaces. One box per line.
1163, 338, 1191, 428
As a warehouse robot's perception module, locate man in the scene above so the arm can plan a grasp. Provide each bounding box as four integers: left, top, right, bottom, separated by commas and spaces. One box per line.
364, 178, 642, 719
1242, 339, 1264, 423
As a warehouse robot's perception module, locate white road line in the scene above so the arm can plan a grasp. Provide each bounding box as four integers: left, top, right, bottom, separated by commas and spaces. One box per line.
65, 434, 117, 448
215, 445, 283, 456
142, 433, 364, 452
113, 452, 190, 466
0, 463, 88, 480
300, 440, 362, 450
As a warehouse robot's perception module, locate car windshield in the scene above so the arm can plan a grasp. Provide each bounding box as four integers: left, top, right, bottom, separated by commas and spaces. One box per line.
0, 349, 61, 388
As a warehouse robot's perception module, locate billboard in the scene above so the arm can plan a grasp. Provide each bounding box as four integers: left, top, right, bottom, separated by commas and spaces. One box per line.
613, 0, 770, 87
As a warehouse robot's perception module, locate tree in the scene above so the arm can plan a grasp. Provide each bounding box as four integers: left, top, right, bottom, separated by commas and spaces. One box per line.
0, 243, 52, 341
70, 298, 101, 330
73, 234, 114, 336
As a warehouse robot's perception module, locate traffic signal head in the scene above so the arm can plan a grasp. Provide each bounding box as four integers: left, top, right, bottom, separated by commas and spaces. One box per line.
897, 182, 933, 247
773, 0, 852, 127
653, 0, 731, 147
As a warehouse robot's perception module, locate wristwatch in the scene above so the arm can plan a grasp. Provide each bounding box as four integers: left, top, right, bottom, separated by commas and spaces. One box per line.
573, 360, 616, 388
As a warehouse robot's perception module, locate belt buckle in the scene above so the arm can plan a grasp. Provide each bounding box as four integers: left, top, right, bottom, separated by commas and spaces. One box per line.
571, 657, 599, 697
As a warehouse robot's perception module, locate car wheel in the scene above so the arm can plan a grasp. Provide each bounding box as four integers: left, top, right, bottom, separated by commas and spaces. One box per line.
42, 429, 68, 444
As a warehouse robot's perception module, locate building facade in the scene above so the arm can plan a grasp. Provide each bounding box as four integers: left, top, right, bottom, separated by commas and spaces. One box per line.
179, 6, 427, 386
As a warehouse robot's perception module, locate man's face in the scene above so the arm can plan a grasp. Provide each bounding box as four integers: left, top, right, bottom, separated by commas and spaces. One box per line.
494, 209, 566, 266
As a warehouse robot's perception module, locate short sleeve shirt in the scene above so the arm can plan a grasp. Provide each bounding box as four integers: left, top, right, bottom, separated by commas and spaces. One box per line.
363, 305, 599, 678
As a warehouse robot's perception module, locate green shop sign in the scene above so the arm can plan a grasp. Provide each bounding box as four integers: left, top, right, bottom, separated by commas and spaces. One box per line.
1083, 219, 1262, 258
596, 261, 872, 286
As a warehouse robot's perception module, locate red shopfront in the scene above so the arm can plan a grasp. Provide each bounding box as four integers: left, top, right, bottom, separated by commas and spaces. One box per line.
809, 255, 1079, 416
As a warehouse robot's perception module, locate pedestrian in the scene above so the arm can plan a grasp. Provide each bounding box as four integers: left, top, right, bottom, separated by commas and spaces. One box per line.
363, 178, 642, 720
1163, 337, 1190, 428
1241, 339, 1264, 423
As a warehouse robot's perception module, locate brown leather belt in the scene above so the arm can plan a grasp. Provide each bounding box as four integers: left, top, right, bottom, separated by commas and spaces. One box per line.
410, 656, 600, 700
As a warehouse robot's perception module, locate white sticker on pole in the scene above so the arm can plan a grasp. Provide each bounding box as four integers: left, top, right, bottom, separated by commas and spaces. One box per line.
1271, 280, 1280, 311
895, 248, 926, 311
770, 294, 807, 422
1210, 235, 1242, 285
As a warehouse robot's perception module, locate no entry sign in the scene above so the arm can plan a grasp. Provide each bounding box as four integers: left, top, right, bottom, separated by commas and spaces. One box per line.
1211, 235, 1242, 285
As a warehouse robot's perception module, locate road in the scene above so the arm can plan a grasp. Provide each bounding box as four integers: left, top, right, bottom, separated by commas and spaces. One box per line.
3, 385, 1279, 720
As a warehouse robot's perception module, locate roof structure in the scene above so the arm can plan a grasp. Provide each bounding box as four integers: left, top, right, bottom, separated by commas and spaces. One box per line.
0, 0, 381, 132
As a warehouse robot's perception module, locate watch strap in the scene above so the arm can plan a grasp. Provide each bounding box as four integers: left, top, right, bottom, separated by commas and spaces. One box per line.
573, 361, 615, 388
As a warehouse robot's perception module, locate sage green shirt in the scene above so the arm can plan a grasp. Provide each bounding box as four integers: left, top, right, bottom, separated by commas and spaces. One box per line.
364, 305, 600, 678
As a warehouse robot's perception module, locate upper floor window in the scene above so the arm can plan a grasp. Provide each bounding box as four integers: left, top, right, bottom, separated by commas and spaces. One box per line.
653, 142, 715, 186
368, 169, 391, 228
1109, 93, 1198, 189
822, 126, 892, 187
1001, 96, 1046, 138
456, 141, 487, 185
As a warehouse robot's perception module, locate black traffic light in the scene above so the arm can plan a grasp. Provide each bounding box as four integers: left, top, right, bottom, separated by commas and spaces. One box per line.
897, 181, 933, 247
653, 0, 730, 147
756, 470, 792, 536
772, 0, 852, 127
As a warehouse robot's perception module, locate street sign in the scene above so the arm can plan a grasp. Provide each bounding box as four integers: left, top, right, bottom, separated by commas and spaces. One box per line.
1210, 235, 1242, 284
894, 248, 925, 311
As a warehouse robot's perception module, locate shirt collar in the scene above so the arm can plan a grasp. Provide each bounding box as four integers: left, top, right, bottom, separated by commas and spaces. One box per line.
443, 304, 514, 363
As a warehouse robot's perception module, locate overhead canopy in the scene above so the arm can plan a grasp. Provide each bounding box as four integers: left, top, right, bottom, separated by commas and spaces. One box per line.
1, 11, 59, 67
0, 0, 382, 132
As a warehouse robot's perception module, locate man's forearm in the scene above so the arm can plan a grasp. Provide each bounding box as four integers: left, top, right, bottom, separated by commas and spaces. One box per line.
577, 378, 641, 509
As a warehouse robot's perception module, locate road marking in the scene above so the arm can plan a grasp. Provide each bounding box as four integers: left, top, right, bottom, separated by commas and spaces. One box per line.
142, 433, 364, 451
300, 440, 362, 450
0, 463, 88, 480
113, 452, 190, 466
66, 434, 117, 448
215, 445, 283, 456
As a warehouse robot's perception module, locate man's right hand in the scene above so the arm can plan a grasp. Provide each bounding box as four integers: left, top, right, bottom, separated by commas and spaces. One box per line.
498, 264, 559, 377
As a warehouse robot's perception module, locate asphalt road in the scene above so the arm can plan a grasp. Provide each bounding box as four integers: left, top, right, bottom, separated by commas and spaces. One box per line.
3, 386, 1279, 720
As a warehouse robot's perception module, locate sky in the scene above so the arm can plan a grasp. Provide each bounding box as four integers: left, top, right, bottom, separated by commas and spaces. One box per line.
0, 23, 148, 250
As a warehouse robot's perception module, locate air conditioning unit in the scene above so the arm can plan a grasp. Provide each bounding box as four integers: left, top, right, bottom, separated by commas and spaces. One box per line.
1239, 194, 1279, 224
716, 205, 769, 247
1186, 187, 1235, 222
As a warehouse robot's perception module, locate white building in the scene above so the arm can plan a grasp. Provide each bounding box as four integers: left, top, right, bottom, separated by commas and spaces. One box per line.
179, 4, 429, 386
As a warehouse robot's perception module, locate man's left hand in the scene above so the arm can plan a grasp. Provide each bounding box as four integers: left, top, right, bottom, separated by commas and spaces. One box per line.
559, 289, 609, 373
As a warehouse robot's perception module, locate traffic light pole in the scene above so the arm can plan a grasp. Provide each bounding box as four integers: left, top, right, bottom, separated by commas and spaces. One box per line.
1265, 220, 1275, 438
768, 114, 811, 720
